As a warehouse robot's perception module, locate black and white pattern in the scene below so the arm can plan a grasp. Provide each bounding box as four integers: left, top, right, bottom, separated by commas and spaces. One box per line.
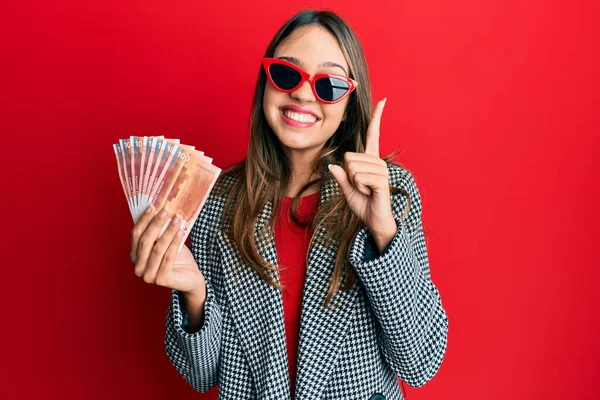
164, 164, 449, 399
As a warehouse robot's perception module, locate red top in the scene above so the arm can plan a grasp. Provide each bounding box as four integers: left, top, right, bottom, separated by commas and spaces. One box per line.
274, 191, 320, 397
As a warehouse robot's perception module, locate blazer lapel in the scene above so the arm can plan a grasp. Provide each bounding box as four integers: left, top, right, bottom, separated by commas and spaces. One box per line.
294, 178, 361, 399
218, 177, 360, 399
218, 199, 291, 399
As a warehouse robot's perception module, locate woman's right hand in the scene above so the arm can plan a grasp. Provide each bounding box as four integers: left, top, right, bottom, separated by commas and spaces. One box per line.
130, 205, 206, 302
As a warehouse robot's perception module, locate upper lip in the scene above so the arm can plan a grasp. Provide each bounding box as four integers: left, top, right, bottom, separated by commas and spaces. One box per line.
279, 105, 321, 120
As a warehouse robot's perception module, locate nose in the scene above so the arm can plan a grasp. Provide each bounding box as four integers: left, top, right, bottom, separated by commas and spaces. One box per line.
290, 79, 316, 103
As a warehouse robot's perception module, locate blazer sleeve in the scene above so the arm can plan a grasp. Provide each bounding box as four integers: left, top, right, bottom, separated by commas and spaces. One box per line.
164, 191, 226, 393
349, 165, 449, 388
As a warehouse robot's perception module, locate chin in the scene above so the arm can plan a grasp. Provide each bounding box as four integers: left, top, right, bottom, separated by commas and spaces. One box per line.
276, 135, 310, 149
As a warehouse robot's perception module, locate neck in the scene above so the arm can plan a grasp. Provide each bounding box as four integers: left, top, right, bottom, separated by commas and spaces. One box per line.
283, 145, 322, 197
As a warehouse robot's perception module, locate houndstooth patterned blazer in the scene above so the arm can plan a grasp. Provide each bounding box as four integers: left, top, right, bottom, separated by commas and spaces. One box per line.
164, 163, 449, 400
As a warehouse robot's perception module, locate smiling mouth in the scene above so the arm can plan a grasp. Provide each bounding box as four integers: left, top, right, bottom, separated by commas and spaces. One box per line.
281, 109, 319, 124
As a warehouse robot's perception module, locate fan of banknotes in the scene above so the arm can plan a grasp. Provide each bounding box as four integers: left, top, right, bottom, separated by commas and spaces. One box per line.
113, 136, 221, 250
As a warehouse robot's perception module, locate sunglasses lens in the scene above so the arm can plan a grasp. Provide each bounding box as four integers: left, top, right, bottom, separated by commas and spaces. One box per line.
315, 77, 351, 102
268, 64, 302, 90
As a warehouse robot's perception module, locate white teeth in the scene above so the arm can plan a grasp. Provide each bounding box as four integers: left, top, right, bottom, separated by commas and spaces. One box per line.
282, 109, 318, 123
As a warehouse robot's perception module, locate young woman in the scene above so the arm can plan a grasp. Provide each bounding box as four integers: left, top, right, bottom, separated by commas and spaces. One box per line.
130, 9, 449, 400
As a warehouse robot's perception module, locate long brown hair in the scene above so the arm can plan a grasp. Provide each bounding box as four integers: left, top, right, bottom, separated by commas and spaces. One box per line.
214, 9, 411, 309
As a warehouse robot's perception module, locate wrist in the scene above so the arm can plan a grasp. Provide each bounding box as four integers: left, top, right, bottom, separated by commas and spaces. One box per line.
371, 217, 398, 255
182, 281, 206, 308
181, 286, 206, 333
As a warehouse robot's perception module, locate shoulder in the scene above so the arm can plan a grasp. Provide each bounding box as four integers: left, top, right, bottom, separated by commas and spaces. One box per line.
189, 170, 240, 238
203, 169, 241, 209
386, 162, 423, 225
386, 162, 420, 198
213, 170, 240, 197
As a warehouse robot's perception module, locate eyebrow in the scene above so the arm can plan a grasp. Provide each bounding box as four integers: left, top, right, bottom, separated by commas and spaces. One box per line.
277, 56, 348, 76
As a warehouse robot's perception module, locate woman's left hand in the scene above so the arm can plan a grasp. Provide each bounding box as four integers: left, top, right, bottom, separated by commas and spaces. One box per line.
329, 98, 398, 252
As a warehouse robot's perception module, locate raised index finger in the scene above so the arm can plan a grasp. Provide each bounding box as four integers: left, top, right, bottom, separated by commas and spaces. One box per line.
365, 98, 387, 157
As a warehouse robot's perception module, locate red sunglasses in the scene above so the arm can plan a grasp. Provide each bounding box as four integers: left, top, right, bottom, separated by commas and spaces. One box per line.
262, 57, 358, 104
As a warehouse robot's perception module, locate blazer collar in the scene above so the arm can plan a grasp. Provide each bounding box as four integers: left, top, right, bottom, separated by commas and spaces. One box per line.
217, 177, 361, 399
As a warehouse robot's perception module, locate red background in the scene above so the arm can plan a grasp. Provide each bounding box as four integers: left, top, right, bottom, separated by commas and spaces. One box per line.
1, 1, 598, 399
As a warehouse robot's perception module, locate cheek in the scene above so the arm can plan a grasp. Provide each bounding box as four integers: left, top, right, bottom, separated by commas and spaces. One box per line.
262, 86, 273, 111
263, 86, 282, 119
316, 102, 348, 140
322, 103, 347, 126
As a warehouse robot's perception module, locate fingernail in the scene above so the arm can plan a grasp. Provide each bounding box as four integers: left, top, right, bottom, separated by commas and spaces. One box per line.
145, 205, 154, 214
173, 214, 181, 223
383, 97, 387, 105
159, 209, 167, 218
328, 164, 332, 171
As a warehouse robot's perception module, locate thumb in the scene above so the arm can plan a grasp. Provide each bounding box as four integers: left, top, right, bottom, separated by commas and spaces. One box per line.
328, 164, 354, 197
